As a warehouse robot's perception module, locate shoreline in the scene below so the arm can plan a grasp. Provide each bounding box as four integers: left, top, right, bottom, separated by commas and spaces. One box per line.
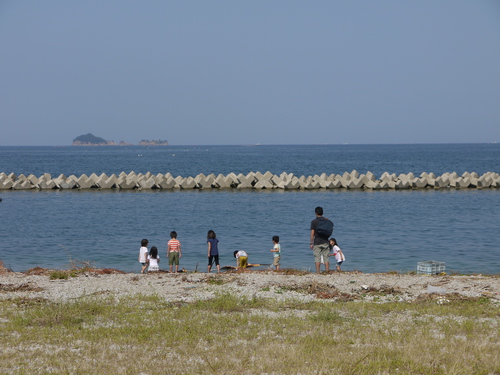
1, 266, 499, 304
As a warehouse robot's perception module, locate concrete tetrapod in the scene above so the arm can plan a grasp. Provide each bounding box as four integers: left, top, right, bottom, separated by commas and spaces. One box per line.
1, 171, 500, 191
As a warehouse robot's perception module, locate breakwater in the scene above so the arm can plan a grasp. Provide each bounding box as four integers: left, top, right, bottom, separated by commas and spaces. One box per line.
1, 170, 499, 191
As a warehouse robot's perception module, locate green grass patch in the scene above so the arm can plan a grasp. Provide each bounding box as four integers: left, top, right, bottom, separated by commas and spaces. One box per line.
205, 276, 226, 285
0, 294, 499, 374
49, 270, 70, 280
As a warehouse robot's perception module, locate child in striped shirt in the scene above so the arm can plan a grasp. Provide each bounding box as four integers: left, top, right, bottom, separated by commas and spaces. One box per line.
167, 231, 182, 273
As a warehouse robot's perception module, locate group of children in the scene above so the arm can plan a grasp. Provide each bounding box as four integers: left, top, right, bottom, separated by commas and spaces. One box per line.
233, 235, 280, 270
138, 231, 182, 274
139, 231, 345, 273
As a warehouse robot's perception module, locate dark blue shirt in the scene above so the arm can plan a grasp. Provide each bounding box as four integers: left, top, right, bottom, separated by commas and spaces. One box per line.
207, 238, 219, 256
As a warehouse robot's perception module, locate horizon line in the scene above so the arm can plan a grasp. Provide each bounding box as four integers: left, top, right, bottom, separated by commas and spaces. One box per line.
0, 141, 498, 147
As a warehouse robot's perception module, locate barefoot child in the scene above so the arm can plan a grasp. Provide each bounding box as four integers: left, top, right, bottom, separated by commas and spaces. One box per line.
328, 238, 345, 271
138, 238, 149, 273
167, 231, 182, 273
270, 235, 281, 271
233, 250, 248, 270
207, 230, 220, 273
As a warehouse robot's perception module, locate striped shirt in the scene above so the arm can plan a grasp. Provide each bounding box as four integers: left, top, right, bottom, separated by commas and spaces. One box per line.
168, 239, 180, 252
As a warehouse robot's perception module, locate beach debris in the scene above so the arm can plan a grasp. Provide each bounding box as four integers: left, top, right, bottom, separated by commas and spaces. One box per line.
0, 282, 45, 292
436, 297, 450, 304
358, 285, 403, 296
316, 291, 356, 300
417, 261, 446, 275
427, 285, 447, 294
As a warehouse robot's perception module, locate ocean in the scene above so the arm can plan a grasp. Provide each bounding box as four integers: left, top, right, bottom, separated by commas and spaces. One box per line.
1, 143, 499, 274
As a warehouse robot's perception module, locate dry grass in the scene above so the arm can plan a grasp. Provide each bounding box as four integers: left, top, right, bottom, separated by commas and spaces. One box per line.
0, 291, 499, 375
0, 260, 12, 274
276, 268, 310, 276
23, 264, 126, 279
0, 283, 45, 293
203, 275, 235, 285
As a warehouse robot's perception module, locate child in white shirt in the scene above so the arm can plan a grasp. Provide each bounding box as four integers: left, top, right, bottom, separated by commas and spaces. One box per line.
328, 238, 345, 271
138, 238, 149, 274
270, 235, 281, 271
148, 246, 160, 272
233, 250, 248, 270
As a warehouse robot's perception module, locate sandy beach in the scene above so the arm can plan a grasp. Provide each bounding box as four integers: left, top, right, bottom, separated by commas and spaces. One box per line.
1, 268, 499, 304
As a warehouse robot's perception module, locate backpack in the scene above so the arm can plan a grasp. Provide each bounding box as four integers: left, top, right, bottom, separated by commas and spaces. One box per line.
315, 217, 334, 238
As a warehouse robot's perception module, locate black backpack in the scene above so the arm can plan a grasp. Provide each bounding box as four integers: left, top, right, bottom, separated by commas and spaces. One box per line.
315, 217, 334, 238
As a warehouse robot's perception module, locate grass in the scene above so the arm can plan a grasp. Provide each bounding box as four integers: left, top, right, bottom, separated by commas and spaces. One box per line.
1, 293, 499, 374
205, 276, 228, 285
48, 261, 95, 279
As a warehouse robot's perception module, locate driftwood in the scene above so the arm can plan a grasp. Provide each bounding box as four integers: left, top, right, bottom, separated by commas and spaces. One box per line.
221, 264, 265, 270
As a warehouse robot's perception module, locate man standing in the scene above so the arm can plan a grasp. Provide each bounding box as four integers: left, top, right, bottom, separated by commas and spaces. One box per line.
310, 206, 333, 273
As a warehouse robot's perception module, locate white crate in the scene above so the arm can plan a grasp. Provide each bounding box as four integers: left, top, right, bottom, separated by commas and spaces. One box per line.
417, 261, 445, 275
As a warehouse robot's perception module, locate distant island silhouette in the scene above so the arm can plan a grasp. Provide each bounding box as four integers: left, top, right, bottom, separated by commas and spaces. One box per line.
72, 133, 168, 146
137, 139, 169, 146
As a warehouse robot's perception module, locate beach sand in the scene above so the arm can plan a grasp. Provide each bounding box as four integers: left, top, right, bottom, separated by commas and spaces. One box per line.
1, 266, 499, 304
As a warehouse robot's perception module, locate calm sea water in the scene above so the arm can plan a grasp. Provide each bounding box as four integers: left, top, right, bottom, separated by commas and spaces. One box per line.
1, 144, 499, 274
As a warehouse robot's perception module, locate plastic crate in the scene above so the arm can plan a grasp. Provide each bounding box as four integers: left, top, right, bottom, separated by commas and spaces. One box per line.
417, 261, 445, 275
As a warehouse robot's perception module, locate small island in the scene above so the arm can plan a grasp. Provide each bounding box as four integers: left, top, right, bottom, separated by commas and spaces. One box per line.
72, 134, 168, 146
138, 139, 169, 146
72, 133, 115, 146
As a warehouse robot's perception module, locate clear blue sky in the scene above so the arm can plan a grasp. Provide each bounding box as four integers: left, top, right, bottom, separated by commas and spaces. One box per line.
1, 1, 499, 146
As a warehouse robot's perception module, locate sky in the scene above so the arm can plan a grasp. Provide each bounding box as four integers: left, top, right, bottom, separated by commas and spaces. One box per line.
1, 1, 499, 146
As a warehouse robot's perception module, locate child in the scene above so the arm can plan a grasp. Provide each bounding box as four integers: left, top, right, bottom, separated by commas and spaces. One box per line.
167, 231, 182, 273
138, 238, 149, 274
207, 230, 220, 273
270, 235, 281, 271
233, 250, 248, 270
148, 246, 160, 272
328, 238, 345, 271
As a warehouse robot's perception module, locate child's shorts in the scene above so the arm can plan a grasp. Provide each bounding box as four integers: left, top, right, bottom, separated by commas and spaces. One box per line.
273, 256, 281, 266
237, 256, 248, 268
169, 252, 180, 266
337, 261, 343, 266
